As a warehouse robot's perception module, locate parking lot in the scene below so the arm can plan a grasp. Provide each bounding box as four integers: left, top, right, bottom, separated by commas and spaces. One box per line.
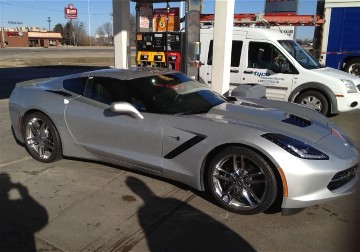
0, 48, 359, 251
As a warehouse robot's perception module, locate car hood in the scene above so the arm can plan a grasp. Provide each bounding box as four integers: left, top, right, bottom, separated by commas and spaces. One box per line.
313, 67, 360, 83
203, 98, 333, 144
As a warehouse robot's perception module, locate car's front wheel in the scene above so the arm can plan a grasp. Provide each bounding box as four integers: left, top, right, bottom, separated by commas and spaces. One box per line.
23, 112, 62, 163
295, 91, 329, 115
207, 147, 277, 215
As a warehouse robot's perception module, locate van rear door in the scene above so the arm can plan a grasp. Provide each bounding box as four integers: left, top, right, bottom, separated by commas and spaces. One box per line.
199, 36, 244, 87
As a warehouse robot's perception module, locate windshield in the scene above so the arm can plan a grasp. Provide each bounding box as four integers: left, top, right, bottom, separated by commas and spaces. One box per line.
278, 40, 324, 69
130, 72, 225, 114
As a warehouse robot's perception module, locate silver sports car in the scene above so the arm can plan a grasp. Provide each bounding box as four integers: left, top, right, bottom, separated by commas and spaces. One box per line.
9, 68, 359, 215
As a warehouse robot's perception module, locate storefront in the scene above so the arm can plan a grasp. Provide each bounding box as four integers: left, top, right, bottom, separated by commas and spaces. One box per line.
0, 29, 62, 48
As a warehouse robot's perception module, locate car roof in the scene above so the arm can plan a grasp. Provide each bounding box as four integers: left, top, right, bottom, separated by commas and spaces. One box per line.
79, 67, 179, 80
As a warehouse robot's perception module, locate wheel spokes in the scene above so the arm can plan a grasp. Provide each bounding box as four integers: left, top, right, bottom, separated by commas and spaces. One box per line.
25, 118, 54, 159
245, 172, 266, 185
212, 153, 268, 209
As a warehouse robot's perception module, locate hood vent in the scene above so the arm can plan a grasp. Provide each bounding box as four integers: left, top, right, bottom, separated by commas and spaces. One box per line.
282, 114, 312, 128
239, 102, 268, 109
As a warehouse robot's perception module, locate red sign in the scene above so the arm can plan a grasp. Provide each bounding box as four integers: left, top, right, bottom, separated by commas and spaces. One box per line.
64, 4, 78, 19
153, 8, 179, 17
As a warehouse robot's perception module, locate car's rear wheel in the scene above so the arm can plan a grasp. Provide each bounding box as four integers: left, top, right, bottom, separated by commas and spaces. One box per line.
23, 112, 62, 163
207, 147, 277, 215
295, 91, 329, 115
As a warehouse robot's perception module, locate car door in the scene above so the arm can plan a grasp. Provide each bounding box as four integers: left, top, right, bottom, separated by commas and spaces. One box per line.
200, 39, 244, 86
64, 76, 163, 173
242, 41, 296, 101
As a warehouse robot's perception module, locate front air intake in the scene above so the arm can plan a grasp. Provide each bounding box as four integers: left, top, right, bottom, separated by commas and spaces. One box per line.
327, 166, 358, 191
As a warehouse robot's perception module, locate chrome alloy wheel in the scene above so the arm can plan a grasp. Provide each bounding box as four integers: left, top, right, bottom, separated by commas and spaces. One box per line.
211, 154, 269, 209
25, 117, 54, 160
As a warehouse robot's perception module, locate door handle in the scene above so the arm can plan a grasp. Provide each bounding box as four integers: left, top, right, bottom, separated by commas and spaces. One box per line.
244, 70, 253, 74
230, 69, 239, 73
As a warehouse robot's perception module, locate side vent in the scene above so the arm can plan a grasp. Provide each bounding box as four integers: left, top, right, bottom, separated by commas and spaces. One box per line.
282, 114, 312, 128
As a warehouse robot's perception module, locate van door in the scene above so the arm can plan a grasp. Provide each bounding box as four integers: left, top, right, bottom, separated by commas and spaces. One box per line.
199, 39, 244, 87
242, 41, 296, 101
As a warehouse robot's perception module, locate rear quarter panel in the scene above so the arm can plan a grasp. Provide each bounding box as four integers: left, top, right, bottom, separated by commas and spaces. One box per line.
9, 86, 72, 152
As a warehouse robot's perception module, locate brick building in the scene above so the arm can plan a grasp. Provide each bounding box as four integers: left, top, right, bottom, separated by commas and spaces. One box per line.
0, 28, 62, 48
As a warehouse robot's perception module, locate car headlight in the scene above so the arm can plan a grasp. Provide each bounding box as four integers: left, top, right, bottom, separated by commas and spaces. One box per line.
341, 79, 357, 93
262, 133, 329, 160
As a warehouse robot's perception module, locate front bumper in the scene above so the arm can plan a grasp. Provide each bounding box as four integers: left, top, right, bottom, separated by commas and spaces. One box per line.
260, 132, 360, 210
336, 92, 360, 112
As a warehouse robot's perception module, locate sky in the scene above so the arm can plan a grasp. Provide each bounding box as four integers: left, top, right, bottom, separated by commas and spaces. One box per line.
0, 0, 317, 39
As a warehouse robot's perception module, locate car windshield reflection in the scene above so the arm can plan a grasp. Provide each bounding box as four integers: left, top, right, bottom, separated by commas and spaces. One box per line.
130, 73, 226, 114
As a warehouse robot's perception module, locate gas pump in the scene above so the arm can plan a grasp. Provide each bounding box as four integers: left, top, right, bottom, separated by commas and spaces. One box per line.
133, 0, 202, 80
136, 33, 154, 67
167, 51, 181, 70
153, 52, 166, 67
137, 51, 153, 67
166, 32, 183, 71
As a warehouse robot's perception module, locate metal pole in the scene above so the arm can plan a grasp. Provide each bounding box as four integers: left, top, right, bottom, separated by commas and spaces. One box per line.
1, 27, 5, 48
88, 0, 91, 46
48, 17, 51, 31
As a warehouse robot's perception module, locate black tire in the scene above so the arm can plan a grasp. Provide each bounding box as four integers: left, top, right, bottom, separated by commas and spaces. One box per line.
295, 91, 329, 115
23, 112, 62, 163
207, 146, 278, 215
344, 58, 360, 77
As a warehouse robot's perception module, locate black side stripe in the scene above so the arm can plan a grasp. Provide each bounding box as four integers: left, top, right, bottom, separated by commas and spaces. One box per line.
164, 135, 206, 159
46, 90, 73, 97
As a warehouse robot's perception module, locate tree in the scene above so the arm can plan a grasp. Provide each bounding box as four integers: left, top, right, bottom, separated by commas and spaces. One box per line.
54, 20, 87, 46
71, 20, 86, 46
53, 23, 66, 45
96, 21, 113, 46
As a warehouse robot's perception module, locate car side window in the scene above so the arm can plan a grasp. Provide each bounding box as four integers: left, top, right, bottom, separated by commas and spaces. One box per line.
207, 40, 243, 67
84, 77, 148, 111
248, 42, 294, 74
84, 77, 114, 104
63, 77, 87, 95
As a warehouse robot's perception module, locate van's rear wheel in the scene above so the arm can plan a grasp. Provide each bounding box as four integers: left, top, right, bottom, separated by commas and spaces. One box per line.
295, 91, 329, 115
344, 59, 360, 77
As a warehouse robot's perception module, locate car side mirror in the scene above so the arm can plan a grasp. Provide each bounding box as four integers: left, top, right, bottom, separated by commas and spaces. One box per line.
110, 102, 144, 119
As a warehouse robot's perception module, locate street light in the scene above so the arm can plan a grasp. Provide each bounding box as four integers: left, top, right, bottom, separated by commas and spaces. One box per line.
47, 17, 51, 31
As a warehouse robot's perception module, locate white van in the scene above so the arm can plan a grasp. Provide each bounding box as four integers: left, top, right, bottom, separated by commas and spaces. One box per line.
199, 27, 360, 115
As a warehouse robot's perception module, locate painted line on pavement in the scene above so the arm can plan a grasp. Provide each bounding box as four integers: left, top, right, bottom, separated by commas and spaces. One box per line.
0, 156, 32, 168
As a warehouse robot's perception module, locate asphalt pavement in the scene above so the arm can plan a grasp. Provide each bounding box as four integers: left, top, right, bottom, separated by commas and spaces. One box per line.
0, 49, 360, 251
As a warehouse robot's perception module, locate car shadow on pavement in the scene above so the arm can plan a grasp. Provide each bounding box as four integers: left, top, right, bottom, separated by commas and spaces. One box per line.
0, 173, 48, 252
121, 176, 256, 252
0, 65, 110, 100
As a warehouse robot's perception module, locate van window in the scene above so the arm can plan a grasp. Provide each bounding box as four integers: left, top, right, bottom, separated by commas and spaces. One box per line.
248, 42, 294, 73
207, 40, 243, 67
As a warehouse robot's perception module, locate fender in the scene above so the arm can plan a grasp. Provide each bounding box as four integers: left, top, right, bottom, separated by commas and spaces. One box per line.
289, 82, 339, 114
